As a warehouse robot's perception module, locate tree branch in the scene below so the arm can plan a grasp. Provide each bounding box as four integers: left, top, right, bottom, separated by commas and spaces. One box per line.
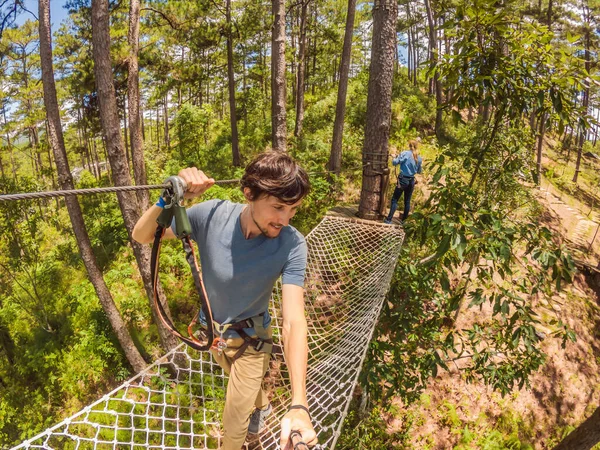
0, 0, 20, 39
140, 6, 179, 30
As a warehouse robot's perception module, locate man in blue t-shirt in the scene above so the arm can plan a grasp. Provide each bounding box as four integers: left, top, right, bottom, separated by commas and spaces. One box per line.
133, 152, 316, 450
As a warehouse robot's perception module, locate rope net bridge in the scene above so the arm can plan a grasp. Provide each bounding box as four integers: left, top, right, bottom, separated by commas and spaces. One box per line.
14, 209, 405, 450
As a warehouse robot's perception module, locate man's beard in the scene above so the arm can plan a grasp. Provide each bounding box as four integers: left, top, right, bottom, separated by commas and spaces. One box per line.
250, 208, 278, 239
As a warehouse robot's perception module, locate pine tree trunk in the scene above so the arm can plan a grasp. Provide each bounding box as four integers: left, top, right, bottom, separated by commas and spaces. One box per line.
92, 136, 102, 177
141, 105, 146, 141
39, 0, 147, 373
294, 0, 309, 139
573, 4, 590, 184
594, 107, 599, 146
123, 105, 130, 169
156, 105, 160, 149
91, 0, 178, 353
44, 120, 57, 189
536, 113, 546, 185
358, 0, 397, 219
310, 3, 317, 96
424, 0, 443, 138
164, 92, 170, 149
127, 0, 149, 208
329, 0, 357, 175
290, 6, 297, 102
242, 47, 248, 132
226, 0, 241, 166
552, 406, 600, 450
271, 0, 287, 151
0, 150, 4, 178
2, 106, 16, 180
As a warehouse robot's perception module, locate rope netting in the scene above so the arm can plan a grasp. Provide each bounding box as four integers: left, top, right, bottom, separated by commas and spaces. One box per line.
13, 211, 405, 450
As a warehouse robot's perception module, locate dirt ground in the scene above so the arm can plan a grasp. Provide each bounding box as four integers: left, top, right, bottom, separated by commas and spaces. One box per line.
537, 156, 600, 267
385, 168, 600, 449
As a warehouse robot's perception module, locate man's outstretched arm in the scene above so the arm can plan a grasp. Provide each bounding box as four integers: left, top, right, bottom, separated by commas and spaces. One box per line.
280, 283, 317, 449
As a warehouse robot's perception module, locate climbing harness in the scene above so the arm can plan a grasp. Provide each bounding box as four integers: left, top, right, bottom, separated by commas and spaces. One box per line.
150, 175, 216, 351
212, 313, 281, 361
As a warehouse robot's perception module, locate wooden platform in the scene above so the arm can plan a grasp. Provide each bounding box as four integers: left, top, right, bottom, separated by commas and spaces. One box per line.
326, 205, 404, 227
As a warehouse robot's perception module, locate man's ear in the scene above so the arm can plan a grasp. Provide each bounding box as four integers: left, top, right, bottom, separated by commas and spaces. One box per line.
243, 187, 253, 202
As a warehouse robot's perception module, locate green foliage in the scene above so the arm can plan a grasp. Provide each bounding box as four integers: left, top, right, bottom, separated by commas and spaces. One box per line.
337, 403, 411, 450
363, 124, 577, 404
76, 171, 128, 269
1, 0, 597, 445
391, 72, 436, 136
174, 103, 216, 167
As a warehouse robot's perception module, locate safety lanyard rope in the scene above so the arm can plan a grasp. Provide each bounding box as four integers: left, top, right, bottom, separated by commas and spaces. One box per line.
150, 226, 215, 351
150, 176, 216, 351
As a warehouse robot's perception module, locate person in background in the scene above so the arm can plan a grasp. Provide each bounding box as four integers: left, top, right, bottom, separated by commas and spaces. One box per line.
384, 139, 423, 224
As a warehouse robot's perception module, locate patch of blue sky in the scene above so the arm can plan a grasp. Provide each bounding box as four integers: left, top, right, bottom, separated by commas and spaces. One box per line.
15, 0, 70, 34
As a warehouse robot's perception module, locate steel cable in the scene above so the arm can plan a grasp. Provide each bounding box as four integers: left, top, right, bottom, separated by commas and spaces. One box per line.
0, 164, 372, 203
0, 179, 239, 202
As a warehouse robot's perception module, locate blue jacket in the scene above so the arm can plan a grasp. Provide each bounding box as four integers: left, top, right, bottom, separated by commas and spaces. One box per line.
392, 150, 422, 177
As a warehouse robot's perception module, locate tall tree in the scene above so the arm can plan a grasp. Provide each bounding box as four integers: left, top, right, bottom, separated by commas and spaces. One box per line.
424, 0, 443, 138
39, 0, 146, 372
329, 0, 357, 175
293, 0, 308, 139
127, 0, 148, 208
91, 0, 178, 353
271, 0, 286, 151
2, 21, 45, 179
225, 0, 241, 166
358, 0, 398, 219
572, 0, 592, 183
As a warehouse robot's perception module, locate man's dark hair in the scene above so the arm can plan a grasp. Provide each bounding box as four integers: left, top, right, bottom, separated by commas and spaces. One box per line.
240, 151, 310, 204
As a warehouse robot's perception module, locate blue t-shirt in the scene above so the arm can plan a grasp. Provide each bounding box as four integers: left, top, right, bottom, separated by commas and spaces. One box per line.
392, 150, 422, 177
172, 199, 307, 334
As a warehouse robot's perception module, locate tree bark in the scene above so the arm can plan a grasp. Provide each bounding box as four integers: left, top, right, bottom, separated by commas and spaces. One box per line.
0, 146, 5, 178
123, 103, 130, 169
536, 113, 546, 185
163, 91, 170, 149
2, 106, 17, 180
358, 0, 398, 219
329, 0, 357, 175
39, 0, 146, 373
294, 0, 309, 139
271, 0, 287, 151
553, 406, 600, 450
156, 104, 160, 149
127, 0, 149, 208
226, 0, 241, 166
92, 0, 178, 352
290, 6, 297, 102
424, 0, 443, 139
573, 3, 590, 184
407, 2, 412, 82
310, 2, 317, 95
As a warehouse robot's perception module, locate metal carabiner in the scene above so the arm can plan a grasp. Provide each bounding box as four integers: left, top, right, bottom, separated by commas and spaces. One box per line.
164, 175, 187, 206
156, 175, 192, 238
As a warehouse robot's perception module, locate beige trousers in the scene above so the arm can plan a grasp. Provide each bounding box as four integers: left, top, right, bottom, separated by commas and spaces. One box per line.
210, 332, 272, 450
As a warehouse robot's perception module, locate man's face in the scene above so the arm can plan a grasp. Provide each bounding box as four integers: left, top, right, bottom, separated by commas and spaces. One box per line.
247, 192, 302, 238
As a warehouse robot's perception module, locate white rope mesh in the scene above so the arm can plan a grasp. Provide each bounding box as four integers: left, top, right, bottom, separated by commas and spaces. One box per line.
13, 212, 404, 450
